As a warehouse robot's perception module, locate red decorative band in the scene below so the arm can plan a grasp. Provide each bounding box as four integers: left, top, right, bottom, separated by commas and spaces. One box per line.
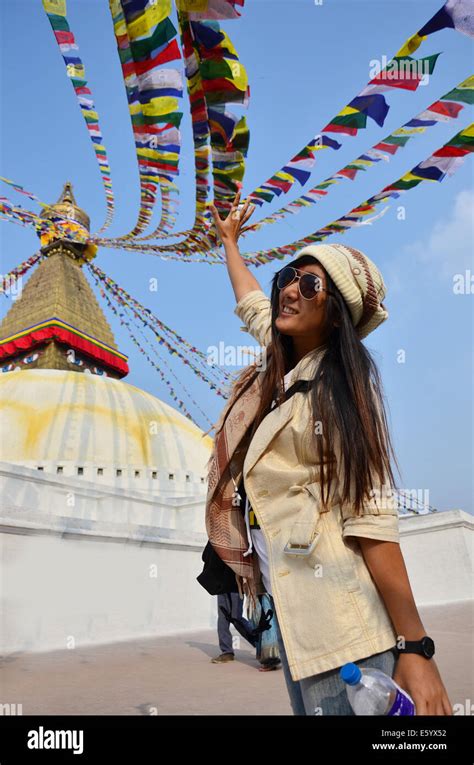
0, 320, 129, 376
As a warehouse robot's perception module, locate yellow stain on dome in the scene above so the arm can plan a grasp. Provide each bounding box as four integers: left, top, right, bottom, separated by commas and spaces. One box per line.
0, 370, 214, 466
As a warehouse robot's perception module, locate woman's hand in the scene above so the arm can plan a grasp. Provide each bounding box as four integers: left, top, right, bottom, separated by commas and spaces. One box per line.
207, 190, 256, 245
393, 654, 453, 715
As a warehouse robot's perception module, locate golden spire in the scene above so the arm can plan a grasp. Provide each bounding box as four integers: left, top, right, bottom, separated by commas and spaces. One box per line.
40, 180, 91, 232
0, 184, 128, 378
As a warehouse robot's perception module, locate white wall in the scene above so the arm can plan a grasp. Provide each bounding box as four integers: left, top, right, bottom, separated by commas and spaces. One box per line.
0, 463, 472, 654
0, 463, 216, 654
399, 509, 474, 605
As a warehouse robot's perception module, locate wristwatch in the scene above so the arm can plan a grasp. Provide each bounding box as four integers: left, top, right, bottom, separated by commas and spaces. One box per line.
396, 636, 435, 659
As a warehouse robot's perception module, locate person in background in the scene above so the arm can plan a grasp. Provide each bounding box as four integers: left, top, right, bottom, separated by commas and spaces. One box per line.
211, 591, 252, 663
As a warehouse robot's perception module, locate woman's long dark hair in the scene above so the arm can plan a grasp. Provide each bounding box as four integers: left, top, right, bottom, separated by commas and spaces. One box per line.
225, 253, 401, 516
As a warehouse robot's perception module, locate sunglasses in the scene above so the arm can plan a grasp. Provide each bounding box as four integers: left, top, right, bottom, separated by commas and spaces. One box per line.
276, 266, 333, 300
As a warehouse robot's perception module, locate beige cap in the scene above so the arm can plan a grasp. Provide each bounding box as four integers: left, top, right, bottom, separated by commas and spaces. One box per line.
291, 243, 389, 339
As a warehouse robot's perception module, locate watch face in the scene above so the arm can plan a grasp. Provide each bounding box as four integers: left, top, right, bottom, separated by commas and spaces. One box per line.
421, 636, 435, 658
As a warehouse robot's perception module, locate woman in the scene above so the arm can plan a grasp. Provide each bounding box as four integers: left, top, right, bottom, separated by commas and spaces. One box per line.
205, 191, 452, 716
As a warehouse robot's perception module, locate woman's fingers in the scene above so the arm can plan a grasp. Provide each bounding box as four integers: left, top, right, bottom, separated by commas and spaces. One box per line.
230, 190, 241, 211
208, 193, 251, 221
240, 197, 255, 220
413, 696, 428, 715
440, 691, 453, 715
235, 203, 256, 235
238, 207, 255, 232
442, 695, 453, 715
208, 202, 218, 220
206, 192, 255, 243
240, 204, 255, 224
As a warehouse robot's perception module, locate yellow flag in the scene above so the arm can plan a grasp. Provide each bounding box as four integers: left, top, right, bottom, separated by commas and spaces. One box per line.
43, 0, 66, 15
67, 64, 85, 78
337, 106, 359, 117
82, 109, 99, 121
402, 171, 434, 183
214, 165, 244, 180
395, 32, 426, 58
141, 97, 179, 117
393, 127, 427, 135
127, 1, 172, 40
176, 0, 208, 10
114, 19, 127, 36
458, 75, 474, 90
460, 123, 474, 138
226, 61, 248, 91
109, 0, 122, 17
219, 31, 238, 60
137, 148, 179, 162
275, 171, 296, 183
311, 142, 330, 152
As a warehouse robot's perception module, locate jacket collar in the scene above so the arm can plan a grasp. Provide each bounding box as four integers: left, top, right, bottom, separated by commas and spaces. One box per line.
243, 344, 327, 477
285, 343, 327, 382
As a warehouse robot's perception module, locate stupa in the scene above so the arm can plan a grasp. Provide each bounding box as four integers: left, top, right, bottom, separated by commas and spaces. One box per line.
0, 182, 213, 485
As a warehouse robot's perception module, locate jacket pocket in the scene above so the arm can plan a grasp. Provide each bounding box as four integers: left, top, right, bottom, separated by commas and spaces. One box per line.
283, 482, 323, 555
302, 501, 362, 594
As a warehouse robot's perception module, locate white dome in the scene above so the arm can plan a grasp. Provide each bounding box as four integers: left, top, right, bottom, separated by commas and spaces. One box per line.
0, 369, 213, 487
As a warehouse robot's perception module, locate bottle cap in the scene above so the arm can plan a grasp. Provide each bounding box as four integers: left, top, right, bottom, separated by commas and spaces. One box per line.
340, 662, 362, 685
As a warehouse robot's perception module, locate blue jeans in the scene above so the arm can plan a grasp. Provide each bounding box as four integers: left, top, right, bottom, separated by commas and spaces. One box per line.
268, 594, 398, 715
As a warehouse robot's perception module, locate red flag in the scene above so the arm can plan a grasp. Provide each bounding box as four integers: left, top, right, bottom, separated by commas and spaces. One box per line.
427, 101, 464, 118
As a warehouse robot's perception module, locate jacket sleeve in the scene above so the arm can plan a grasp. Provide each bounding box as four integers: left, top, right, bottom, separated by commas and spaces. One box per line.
233, 288, 272, 349
340, 482, 400, 543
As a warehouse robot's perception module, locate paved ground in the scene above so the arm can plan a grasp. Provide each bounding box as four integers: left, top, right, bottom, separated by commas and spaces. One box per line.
0, 601, 471, 715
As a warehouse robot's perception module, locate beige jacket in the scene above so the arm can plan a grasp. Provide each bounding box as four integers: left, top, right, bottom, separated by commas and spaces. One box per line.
234, 289, 399, 681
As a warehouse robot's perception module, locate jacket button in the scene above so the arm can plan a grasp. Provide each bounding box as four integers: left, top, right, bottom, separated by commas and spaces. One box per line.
257, 489, 269, 497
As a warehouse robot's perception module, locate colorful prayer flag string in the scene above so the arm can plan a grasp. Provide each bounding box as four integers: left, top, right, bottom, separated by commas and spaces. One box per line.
232, 75, 473, 237
42, 0, 115, 232
92, 73, 471, 262
100, 0, 471, 257
100, 2, 248, 252
238, 123, 474, 266
88, 262, 232, 393
242, 0, 471, 210
0, 250, 46, 294
106, 0, 183, 239
90, 265, 214, 426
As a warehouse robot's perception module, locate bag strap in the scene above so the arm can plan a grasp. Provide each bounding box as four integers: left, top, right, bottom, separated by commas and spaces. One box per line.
239, 379, 313, 498
261, 378, 311, 419
280, 378, 313, 405
263, 378, 323, 556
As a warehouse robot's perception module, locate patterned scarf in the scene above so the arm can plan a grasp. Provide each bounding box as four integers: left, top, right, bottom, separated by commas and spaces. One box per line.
204, 363, 265, 615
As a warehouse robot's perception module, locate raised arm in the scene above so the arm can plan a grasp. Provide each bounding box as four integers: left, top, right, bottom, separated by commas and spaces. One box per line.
207, 190, 261, 303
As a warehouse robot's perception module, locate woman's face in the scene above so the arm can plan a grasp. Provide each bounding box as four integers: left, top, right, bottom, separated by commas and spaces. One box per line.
275, 262, 330, 340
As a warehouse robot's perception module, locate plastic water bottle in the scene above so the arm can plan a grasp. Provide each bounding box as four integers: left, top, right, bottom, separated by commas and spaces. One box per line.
340, 662, 415, 715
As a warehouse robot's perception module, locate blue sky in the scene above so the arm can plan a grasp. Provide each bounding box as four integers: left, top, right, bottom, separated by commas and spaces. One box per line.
0, 0, 472, 513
